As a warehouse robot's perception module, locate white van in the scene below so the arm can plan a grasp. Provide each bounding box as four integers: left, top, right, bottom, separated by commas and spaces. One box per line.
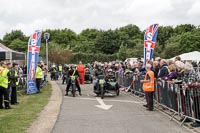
124, 58, 140, 65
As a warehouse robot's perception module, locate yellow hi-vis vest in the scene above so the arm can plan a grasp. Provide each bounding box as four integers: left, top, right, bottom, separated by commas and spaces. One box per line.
15, 70, 19, 86
142, 70, 155, 92
0, 66, 3, 80
36, 66, 44, 79
59, 66, 62, 71
0, 68, 9, 89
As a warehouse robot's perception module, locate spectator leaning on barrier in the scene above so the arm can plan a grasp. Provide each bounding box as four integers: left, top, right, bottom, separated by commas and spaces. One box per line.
182, 62, 199, 126
8, 63, 19, 105
158, 59, 168, 79
153, 61, 159, 78
141, 63, 155, 111
0, 61, 12, 109
175, 61, 185, 80
165, 64, 178, 81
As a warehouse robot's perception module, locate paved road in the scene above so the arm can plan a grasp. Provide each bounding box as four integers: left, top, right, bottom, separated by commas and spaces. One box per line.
52, 80, 190, 133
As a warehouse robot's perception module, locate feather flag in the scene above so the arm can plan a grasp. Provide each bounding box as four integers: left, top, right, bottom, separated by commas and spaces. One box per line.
144, 24, 159, 66
27, 31, 42, 94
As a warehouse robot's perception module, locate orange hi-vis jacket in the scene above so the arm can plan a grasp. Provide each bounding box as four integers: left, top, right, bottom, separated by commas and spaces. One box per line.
142, 70, 155, 92
77, 64, 85, 73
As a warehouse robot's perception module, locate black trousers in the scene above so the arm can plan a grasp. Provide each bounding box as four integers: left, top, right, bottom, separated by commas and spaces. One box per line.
36, 78, 42, 92
0, 86, 10, 108
11, 87, 17, 104
66, 79, 81, 93
145, 91, 154, 110
193, 95, 200, 122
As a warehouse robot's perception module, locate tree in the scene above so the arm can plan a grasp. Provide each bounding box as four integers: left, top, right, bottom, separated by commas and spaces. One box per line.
48, 42, 73, 64
95, 30, 121, 54
2, 30, 27, 45
9, 39, 27, 52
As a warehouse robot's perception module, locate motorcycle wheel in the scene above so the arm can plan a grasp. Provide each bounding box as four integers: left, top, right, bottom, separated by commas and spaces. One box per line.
116, 89, 120, 96
116, 85, 120, 96
72, 84, 76, 97
101, 86, 104, 99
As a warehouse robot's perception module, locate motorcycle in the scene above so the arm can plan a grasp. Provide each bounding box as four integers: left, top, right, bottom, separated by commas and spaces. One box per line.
69, 76, 77, 97
95, 75, 105, 99
103, 79, 120, 97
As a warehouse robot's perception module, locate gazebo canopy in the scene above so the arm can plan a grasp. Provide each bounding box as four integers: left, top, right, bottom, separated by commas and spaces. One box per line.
171, 51, 200, 61
0, 43, 25, 60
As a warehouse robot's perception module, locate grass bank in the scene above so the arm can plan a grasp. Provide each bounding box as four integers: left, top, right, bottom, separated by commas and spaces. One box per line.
0, 83, 52, 133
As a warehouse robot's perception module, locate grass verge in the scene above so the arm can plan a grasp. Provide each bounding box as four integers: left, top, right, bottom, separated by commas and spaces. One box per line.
0, 83, 52, 133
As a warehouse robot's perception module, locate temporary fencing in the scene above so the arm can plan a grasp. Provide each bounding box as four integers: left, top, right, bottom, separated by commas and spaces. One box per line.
116, 72, 200, 125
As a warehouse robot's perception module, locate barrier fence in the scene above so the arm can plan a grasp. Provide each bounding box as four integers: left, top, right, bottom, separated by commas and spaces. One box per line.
116, 71, 200, 125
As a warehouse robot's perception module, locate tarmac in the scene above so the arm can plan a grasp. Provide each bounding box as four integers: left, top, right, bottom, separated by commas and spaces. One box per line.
27, 80, 199, 133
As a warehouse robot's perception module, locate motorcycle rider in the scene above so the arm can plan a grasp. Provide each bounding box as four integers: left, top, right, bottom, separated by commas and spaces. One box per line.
65, 65, 82, 96
93, 64, 104, 95
103, 69, 118, 90
62, 65, 69, 84
105, 69, 116, 82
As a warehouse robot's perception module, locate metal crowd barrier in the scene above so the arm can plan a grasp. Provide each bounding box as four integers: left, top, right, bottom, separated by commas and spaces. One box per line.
116, 72, 200, 125
17, 76, 27, 95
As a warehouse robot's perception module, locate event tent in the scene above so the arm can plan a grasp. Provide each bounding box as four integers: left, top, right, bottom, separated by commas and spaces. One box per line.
171, 51, 200, 61
0, 43, 25, 60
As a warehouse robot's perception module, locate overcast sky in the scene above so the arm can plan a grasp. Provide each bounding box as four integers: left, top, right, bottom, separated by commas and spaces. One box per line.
0, 0, 200, 39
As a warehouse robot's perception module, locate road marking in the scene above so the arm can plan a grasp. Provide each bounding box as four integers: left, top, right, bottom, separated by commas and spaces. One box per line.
95, 97, 113, 110
64, 97, 141, 104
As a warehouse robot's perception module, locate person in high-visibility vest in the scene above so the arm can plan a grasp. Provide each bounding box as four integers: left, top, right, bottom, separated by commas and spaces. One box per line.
141, 63, 155, 111
0, 61, 12, 109
77, 61, 85, 84
8, 63, 19, 105
35, 63, 44, 93
58, 64, 63, 78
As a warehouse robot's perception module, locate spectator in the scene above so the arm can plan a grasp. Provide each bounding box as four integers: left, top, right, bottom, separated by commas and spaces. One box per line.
153, 61, 159, 78
165, 64, 177, 81
8, 63, 20, 105
158, 59, 168, 79
141, 63, 155, 111
0, 61, 12, 109
175, 56, 181, 62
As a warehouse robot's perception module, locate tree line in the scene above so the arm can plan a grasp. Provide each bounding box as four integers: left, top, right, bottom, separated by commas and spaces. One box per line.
0, 24, 200, 64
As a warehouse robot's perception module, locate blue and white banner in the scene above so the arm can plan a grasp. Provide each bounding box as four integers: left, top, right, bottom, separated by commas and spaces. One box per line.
144, 24, 159, 66
27, 31, 42, 94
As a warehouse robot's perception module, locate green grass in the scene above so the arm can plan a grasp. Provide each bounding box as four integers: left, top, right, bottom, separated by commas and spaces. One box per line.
0, 83, 52, 133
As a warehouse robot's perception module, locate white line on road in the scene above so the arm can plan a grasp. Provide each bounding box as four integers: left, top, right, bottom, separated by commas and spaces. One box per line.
64, 97, 141, 104
95, 97, 113, 110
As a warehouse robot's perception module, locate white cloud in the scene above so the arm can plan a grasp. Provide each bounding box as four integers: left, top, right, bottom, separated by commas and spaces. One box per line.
0, 0, 199, 39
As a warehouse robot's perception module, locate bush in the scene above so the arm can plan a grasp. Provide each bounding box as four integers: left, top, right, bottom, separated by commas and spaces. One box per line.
72, 53, 117, 63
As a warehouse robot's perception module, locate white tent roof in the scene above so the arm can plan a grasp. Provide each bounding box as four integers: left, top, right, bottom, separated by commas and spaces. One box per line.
171, 51, 200, 61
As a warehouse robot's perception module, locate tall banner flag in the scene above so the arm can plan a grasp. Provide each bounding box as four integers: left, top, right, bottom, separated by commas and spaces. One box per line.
144, 24, 159, 66
27, 31, 42, 94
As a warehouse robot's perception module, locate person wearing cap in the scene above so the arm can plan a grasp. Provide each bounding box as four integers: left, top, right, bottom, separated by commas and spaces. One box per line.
50, 64, 58, 80
141, 63, 155, 111
105, 69, 116, 82
35, 63, 44, 93
8, 63, 19, 105
0, 61, 12, 109
65, 65, 82, 96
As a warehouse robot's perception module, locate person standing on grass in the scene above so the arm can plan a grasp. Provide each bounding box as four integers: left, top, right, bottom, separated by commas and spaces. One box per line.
141, 63, 155, 111
0, 61, 12, 109
8, 63, 20, 105
35, 62, 44, 93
